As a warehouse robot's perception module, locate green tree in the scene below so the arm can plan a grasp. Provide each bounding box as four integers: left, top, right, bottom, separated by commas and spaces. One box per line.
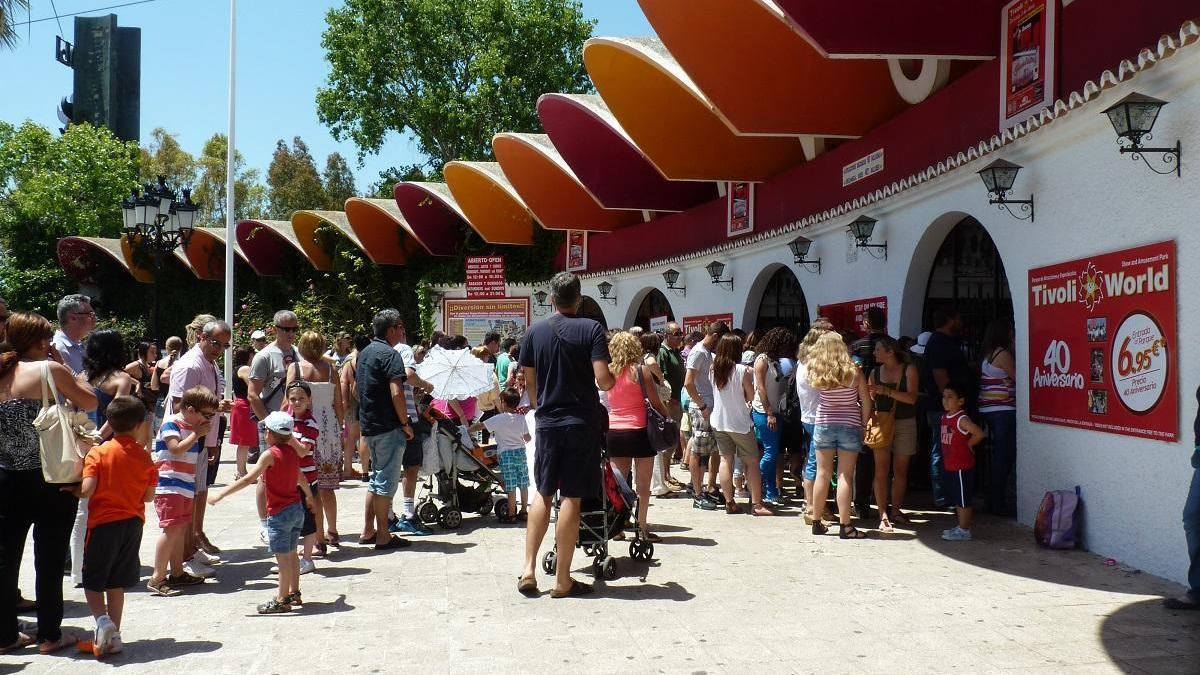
321, 152, 357, 209
0, 0, 29, 50
316, 0, 594, 172
139, 127, 197, 190
371, 164, 426, 198
193, 133, 267, 227
266, 137, 326, 219
0, 120, 139, 314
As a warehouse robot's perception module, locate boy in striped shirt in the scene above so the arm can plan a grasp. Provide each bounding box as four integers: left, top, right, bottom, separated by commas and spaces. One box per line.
285, 381, 322, 573
147, 386, 220, 596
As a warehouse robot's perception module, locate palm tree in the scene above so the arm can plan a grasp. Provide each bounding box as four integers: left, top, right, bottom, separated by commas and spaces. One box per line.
0, 0, 30, 50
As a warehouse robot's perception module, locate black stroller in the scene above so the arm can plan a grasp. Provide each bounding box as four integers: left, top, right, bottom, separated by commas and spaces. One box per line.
540, 455, 654, 580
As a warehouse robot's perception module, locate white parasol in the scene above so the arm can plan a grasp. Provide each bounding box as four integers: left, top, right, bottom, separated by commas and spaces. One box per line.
414, 346, 495, 400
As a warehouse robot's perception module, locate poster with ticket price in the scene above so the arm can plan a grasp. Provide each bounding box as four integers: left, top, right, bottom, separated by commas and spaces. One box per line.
1027, 241, 1177, 441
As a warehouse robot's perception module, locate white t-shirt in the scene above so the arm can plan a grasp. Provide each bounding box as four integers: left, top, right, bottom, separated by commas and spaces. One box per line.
484, 412, 529, 451
795, 360, 821, 426
709, 364, 753, 434
685, 343, 714, 409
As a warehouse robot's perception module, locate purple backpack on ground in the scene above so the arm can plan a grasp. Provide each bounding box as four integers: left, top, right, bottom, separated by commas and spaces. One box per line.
1034, 486, 1081, 549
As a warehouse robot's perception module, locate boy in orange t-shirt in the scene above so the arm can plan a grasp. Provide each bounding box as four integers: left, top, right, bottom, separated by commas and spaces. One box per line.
79, 396, 159, 658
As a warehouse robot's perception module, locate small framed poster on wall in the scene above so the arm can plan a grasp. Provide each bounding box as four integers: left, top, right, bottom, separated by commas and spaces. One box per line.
999, 0, 1058, 130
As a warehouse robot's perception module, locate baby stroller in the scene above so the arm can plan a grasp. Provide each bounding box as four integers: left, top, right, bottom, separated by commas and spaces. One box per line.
540, 455, 654, 581
415, 422, 504, 529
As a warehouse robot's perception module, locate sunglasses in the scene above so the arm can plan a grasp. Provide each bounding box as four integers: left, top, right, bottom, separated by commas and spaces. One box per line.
275, 325, 299, 333
207, 338, 231, 350
669, 331, 684, 337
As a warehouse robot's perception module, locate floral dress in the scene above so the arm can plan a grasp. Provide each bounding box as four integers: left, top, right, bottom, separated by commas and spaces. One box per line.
308, 377, 342, 490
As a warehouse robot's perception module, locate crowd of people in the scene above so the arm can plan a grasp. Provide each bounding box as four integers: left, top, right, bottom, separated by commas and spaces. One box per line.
0, 270, 1196, 657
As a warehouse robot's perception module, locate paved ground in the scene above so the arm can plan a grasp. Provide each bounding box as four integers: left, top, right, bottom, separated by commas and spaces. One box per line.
6, 457, 1199, 675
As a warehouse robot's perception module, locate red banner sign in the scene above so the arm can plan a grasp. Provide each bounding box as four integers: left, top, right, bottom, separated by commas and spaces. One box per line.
816, 296, 887, 339
1028, 241, 1177, 441
999, 0, 1057, 129
465, 255, 506, 298
682, 313, 734, 336
727, 182, 754, 237
566, 231, 587, 272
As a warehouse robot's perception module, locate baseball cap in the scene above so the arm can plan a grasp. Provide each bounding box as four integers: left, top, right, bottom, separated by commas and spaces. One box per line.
263, 411, 294, 436
251, 329, 267, 340
911, 331, 933, 355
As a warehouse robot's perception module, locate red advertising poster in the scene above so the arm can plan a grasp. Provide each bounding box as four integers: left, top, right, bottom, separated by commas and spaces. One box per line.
999, 0, 1057, 130
816, 296, 887, 339
683, 313, 734, 336
727, 182, 754, 237
465, 255, 506, 298
565, 230, 587, 272
1027, 241, 1177, 441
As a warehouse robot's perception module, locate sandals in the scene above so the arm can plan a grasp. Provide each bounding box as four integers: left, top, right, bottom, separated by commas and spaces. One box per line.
358, 533, 376, 545
725, 502, 743, 515
878, 518, 895, 534
811, 520, 830, 536
517, 576, 539, 597
0, 633, 34, 654
283, 591, 303, 606
890, 509, 913, 526
839, 524, 868, 540
550, 579, 594, 599
314, 541, 328, 557
752, 504, 774, 517
37, 634, 78, 654
147, 577, 182, 597
516, 510, 528, 522
256, 598, 292, 614
327, 532, 341, 547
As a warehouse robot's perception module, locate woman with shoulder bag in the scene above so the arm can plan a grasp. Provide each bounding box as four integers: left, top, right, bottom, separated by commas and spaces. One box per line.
867, 336, 920, 533
606, 332, 671, 541
0, 313, 97, 655
641, 333, 680, 496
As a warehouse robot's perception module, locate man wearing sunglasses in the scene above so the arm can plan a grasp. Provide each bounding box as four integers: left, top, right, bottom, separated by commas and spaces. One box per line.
51, 294, 96, 374
248, 311, 301, 543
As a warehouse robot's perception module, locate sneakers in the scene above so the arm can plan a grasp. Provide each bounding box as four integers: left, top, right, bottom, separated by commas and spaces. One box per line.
192, 549, 221, 566
93, 615, 116, 657
390, 516, 433, 536
298, 558, 316, 575
692, 496, 717, 511
256, 598, 292, 614
108, 633, 122, 654
183, 560, 215, 579
705, 490, 726, 506
283, 591, 303, 606
941, 526, 973, 541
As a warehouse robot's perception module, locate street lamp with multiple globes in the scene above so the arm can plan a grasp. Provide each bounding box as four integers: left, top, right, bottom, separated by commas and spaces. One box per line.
121, 176, 199, 343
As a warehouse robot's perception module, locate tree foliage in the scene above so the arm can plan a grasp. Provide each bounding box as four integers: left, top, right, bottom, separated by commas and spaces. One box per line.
192, 133, 267, 228
317, 0, 594, 172
0, 0, 29, 50
322, 152, 357, 209
266, 137, 326, 219
138, 127, 197, 190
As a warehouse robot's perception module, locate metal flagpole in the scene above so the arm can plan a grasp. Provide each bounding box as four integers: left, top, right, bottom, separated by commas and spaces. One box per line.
223, 0, 237, 391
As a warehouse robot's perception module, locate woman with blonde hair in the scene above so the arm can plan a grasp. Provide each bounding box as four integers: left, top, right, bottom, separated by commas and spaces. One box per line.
287, 331, 344, 552
606, 331, 671, 541
807, 331, 872, 538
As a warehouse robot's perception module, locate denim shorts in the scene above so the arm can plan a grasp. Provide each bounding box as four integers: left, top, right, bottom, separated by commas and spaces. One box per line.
266, 501, 304, 554
365, 427, 407, 497
812, 423, 863, 453
802, 422, 817, 482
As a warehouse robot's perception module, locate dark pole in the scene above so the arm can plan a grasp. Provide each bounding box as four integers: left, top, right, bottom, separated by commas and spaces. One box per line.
152, 230, 162, 346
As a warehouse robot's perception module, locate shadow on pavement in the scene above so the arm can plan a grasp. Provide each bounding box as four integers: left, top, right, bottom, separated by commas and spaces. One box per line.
597, 580, 695, 602
312, 565, 369, 578
658, 535, 717, 547
292, 593, 354, 616
1099, 598, 1200, 672
68, 637, 222, 666
910, 513, 1174, 595
322, 539, 477, 561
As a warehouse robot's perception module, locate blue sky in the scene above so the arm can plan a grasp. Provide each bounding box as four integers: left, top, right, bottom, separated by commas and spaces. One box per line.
0, 0, 651, 190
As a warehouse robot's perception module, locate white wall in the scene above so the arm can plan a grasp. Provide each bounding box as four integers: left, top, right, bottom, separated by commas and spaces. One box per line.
576, 48, 1200, 584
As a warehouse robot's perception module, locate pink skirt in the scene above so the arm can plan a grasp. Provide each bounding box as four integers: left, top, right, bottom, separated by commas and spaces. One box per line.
229, 398, 259, 446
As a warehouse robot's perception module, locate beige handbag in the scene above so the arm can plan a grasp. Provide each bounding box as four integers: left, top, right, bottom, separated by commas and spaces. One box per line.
33, 363, 99, 484
864, 407, 896, 452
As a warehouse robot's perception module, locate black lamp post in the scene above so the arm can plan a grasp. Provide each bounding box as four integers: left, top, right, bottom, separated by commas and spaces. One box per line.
976, 159, 1034, 222
847, 216, 888, 260
121, 176, 198, 343
788, 236, 821, 273
706, 260, 733, 289
662, 268, 686, 295
597, 281, 617, 304
1101, 92, 1181, 177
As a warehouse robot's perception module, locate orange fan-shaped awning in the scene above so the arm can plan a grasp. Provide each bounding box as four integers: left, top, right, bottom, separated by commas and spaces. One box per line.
181, 228, 251, 280
638, 0, 906, 138
343, 198, 424, 266
584, 36, 806, 182
444, 161, 537, 245
493, 133, 641, 232
291, 210, 369, 271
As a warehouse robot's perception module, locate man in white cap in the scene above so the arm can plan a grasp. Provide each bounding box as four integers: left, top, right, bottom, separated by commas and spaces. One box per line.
251, 330, 267, 353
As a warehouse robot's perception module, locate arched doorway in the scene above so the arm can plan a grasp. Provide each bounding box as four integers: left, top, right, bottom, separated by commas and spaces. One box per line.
633, 288, 674, 331
578, 295, 606, 327
755, 267, 810, 334
922, 217, 1013, 366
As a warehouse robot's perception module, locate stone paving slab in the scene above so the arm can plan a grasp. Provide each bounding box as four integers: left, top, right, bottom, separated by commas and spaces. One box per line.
6, 459, 1199, 674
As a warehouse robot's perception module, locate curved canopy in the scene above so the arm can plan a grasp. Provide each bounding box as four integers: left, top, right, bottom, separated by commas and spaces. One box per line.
291, 210, 368, 271
393, 182, 465, 257
181, 228, 251, 281
537, 94, 717, 212
776, 0, 1002, 59
58, 236, 153, 284
638, 0, 907, 137
236, 220, 314, 276
583, 36, 807, 181
493, 133, 641, 232
343, 198, 424, 266
444, 161, 537, 245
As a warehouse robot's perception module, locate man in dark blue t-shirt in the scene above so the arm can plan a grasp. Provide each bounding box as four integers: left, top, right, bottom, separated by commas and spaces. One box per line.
517, 272, 613, 598
921, 307, 971, 507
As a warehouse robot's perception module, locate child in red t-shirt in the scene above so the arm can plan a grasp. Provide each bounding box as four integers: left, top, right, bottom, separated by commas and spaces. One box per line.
939, 383, 986, 541
79, 396, 159, 658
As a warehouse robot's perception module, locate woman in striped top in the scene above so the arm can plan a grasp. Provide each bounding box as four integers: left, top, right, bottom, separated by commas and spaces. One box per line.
979, 318, 1017, 516
807, 332, 872, 539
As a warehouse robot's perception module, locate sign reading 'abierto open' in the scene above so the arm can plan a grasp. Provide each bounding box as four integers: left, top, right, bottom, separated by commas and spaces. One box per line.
465, 256, 506, 299
1027, 240, 1177, 441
